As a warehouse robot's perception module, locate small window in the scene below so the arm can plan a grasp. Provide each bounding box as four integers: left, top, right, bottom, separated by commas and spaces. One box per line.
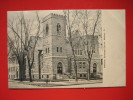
80, 50, 82, 55
48, 48, 49, 53
79, 62, 82, 68
46, 48, 49, 53
57, 47, 59, 52
77, 50, 79, 55
46, 24, 49, 34
60, 47, 62, 53
42, 75, 43, 78
46, 48, 47, 53
57, 47, 62, 53
57, 23, 61, 33
80, 74, 82, 77
83, 62, 86, 68
47, 75, 49, 78
93, 45, 95, 53
101, 59, 103, 65
84, 74, 86, 77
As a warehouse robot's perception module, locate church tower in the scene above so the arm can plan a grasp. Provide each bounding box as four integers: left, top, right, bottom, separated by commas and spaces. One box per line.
42, 13, 68, 79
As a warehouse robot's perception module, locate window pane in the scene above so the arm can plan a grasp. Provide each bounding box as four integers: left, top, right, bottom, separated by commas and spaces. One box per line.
83, 62, 85, 68
57, 47, 58, 52
57, 23, 61, 33
48, 48, 49, 53
46, 48, 47, 53
80, 50, 82, 55
79, 62, 82, 68
80, 74, 82, 77
84, 74, 86, 77
46, 24, 49, 34
60, 47, 62, 52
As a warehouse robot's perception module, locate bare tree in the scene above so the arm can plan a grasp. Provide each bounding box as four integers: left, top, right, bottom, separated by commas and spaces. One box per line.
76, 10, 101, 80
8, 12, 28, 81
8, 11, 41, 82
63, 10, 80, 81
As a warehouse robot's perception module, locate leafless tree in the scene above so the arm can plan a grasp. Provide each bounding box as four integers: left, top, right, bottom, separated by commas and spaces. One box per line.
63, 10, 80, 81
26, 13, 41, 82
8, 11, 41, 82
76, 10, 101, 80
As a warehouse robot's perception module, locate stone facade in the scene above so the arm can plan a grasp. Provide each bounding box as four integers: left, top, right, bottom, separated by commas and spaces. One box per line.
26, 13, 103, 80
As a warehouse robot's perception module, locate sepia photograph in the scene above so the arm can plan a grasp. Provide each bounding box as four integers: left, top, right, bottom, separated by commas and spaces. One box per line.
7, 10, 125, 89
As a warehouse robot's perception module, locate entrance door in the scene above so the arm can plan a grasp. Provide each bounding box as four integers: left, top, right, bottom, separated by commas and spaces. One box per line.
57, 62, 63, 74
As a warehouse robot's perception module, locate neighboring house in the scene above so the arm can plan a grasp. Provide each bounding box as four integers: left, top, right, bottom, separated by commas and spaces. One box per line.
8, 56, 19, 80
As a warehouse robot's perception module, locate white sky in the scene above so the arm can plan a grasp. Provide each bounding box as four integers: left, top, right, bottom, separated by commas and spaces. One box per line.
8, 10, 65, 37
8, 10, 102, 37
8, 10, 64, 19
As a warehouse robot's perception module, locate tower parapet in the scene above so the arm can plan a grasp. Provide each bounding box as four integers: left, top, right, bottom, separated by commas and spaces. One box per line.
42, 13, 66, 23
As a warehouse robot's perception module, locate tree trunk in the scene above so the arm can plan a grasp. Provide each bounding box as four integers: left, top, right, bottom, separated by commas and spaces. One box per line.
29, 66, 32, 82
18, 59, 24, 81
38, 51, 41, 79
74, 59, 78, 81
19, 65, 23, 81
38, 57, 41, 79
87, 61, 91, 80
72, 48, 78, 81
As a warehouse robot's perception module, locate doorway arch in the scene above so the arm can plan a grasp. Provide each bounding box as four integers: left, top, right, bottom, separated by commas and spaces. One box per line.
93, 63, 97, 75
57, 62, 63, 74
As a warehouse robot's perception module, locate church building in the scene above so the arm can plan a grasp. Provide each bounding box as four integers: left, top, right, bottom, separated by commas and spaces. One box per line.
8, 13, 103, 81
25, 13, 103, 80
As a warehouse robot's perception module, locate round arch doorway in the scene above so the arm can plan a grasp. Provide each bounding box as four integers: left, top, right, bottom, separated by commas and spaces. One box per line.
57, 62, 63, 74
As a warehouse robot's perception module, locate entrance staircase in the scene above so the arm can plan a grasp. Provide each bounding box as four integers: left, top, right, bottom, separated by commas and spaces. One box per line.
56, 73, 74, 80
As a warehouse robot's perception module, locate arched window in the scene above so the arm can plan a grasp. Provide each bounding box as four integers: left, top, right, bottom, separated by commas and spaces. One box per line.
93, 63, 97, 74
46, 24, 49, 34
93, 45, 95, 53
57, 23, 61, 33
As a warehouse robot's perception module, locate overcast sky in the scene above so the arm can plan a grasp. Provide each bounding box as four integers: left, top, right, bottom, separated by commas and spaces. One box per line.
8, 10, 65, 37
8, 10, 64, 19
7, 10, 102, 37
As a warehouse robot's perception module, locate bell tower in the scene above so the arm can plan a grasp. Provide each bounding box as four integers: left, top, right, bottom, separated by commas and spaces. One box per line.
42, 13, 68, 79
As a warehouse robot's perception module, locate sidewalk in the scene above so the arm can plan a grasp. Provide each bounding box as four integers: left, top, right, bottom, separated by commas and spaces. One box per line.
9, 79, 102, 88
